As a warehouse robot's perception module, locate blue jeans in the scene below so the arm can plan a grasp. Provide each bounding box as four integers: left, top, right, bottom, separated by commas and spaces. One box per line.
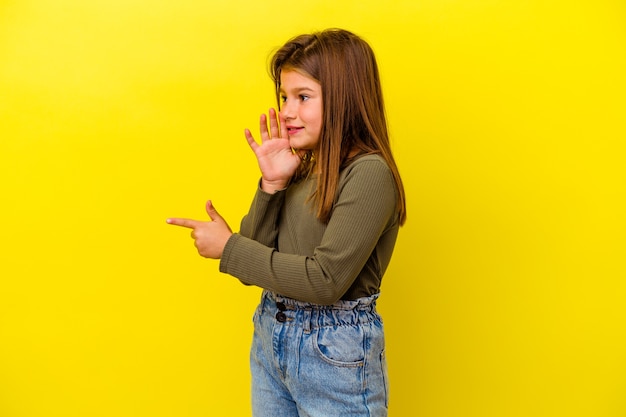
250, 290, 389, 417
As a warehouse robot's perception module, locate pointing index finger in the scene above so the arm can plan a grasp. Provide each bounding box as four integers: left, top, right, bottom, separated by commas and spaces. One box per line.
166, 218, 200, 229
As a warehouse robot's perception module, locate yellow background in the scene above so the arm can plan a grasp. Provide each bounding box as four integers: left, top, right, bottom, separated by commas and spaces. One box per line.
1, 1, 625, 416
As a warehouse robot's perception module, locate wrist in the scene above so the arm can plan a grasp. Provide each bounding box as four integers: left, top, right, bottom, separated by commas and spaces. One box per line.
261, 178, 287, 194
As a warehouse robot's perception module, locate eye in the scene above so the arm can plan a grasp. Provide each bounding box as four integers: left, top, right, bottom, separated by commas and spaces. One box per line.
280, 95, 287, 103
299, 94, 310, 101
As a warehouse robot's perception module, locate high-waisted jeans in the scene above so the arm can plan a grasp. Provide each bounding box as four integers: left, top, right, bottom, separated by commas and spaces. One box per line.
250, 290, 389, 417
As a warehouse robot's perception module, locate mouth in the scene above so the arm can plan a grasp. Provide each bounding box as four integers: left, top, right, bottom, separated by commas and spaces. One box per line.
286, 126, 303, 135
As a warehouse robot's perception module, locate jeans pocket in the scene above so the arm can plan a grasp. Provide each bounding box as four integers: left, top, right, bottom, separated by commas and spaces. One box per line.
313, 325, 365, 367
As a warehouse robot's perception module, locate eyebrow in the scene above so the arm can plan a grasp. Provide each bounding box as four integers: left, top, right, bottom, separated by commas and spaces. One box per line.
279, 86, 316, 94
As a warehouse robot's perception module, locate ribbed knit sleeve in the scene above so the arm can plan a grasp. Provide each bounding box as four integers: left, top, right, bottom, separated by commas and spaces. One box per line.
238, 180, 286, 247
219, 155, 399, 305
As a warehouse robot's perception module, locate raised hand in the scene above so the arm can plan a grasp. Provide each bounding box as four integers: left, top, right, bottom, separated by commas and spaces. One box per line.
166, 200, 233, 259
244, 108, 301, 193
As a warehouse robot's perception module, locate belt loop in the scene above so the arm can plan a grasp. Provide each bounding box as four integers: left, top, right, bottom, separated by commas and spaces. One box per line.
303, 308, 312, 334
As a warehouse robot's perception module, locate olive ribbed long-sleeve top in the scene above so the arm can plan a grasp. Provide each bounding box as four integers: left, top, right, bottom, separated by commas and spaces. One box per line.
219, 154, 400, 305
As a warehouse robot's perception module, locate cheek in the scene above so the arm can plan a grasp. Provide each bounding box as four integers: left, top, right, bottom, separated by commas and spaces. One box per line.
304, 108, 323, 130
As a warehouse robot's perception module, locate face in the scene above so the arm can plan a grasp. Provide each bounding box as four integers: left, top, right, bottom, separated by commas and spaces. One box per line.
279, 69, 323, 151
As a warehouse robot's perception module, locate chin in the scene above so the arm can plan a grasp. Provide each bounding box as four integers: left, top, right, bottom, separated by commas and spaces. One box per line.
289, 140, 306, 150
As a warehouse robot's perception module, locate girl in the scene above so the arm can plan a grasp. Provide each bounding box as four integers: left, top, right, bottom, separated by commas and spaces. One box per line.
167, 28, 406, 417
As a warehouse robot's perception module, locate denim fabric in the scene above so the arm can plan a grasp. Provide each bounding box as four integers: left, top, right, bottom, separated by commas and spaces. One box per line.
250, 290, 389, 417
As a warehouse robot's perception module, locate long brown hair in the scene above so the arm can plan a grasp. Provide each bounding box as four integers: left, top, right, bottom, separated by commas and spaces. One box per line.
270, 29, 407, 225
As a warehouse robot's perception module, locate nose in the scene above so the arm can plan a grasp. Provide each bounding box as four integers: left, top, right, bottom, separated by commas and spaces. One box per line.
280, 100, 295, 120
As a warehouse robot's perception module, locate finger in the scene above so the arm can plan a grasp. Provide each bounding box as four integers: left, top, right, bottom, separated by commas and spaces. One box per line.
166, 218, 200, 229
205, 200, 222, 222
278, 111, 288, 139
244, 129, 259, 151
268, 108, 280, 139
259, 113, 270, 143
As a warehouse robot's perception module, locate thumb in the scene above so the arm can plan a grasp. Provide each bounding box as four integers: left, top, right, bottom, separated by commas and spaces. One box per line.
205, 200, 222, 221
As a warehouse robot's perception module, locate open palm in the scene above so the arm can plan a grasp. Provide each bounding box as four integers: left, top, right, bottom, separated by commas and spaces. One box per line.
245, 108, 301, 190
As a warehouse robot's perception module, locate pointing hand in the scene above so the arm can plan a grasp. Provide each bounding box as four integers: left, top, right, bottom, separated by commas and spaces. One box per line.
167, 200, 233, 259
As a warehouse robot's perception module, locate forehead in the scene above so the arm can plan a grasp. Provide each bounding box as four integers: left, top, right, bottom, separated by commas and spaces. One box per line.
279, 69, 321, 91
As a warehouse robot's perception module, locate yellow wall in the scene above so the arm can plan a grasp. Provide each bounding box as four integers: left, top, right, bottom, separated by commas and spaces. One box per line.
1, 1, 624, 416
